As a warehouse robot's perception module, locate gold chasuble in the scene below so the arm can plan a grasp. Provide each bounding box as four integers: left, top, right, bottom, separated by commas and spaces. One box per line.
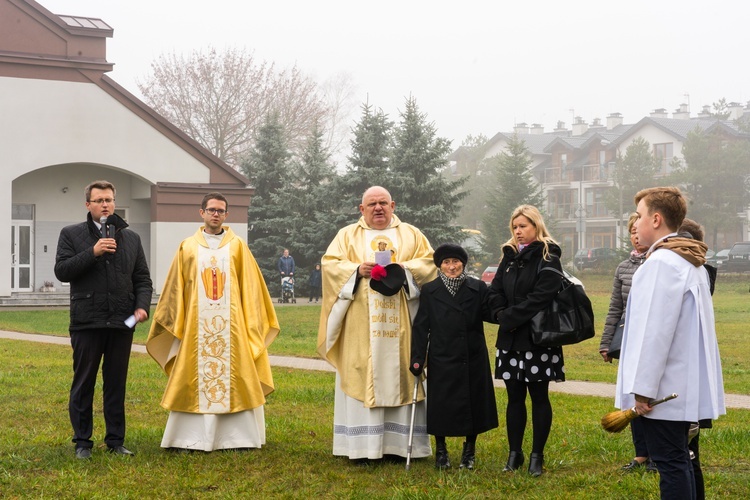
317, 215, 435, 408
147, 227, 279, 413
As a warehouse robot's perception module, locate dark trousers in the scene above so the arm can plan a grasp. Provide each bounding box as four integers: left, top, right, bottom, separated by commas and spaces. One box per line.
630, 416, 649, 458
689, 433, 704, 500
69, 329, 133, 449
642, 417, 695, 500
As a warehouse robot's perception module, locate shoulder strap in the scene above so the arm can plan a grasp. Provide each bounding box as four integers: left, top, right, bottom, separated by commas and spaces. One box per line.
538, 266, 565, 279
536, 256, 564, 277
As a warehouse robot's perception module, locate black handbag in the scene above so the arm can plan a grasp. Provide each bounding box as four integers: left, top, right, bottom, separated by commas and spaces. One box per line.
530, 266, 595, 347
607, 315, 625, 359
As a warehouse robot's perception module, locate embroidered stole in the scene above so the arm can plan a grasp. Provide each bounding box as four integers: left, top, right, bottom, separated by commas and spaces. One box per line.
197, 236, 231, 413
364, 228, 402, 406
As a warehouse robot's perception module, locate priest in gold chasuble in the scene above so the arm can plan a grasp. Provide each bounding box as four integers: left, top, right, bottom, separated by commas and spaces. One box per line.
147, 193, 279, 451
317, 186, 436, 460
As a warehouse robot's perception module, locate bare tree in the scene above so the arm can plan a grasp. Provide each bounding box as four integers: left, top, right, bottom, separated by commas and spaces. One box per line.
137, 47, 330, 167
319, 72, 358, 160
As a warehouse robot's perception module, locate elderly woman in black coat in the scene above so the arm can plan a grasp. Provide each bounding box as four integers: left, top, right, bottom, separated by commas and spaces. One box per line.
488, 205, 564, 477
410, 243, 498, 470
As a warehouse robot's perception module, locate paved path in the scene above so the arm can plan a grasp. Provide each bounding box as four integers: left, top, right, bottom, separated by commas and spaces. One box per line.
2, 330, 748, 409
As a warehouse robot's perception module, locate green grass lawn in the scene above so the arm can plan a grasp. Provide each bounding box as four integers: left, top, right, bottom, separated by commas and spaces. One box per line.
0, 273, 747, 497
1, 339, 748, 498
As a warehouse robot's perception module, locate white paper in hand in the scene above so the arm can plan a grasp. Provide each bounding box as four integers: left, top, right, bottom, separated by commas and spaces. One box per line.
124, 315, 137, 328
375, 251, 392, 266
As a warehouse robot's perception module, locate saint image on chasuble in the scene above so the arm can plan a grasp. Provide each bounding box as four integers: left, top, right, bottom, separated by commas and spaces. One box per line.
201, 255, 226, 301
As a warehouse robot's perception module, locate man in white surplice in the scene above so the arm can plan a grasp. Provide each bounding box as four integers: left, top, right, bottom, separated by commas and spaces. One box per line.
317, 186, 437, 461
616, 187, 724, 499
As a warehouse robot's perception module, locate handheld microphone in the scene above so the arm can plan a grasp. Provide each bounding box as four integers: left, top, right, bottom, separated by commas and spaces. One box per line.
99, 216, 109, 238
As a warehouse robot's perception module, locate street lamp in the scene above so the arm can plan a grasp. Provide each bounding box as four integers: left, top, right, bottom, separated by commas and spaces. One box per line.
575, 203, 586, 251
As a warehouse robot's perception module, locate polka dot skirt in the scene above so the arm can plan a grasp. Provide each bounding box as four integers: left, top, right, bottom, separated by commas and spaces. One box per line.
495, 347, 565, 383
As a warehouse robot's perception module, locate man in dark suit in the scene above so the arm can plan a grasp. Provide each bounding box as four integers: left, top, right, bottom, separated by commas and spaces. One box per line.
55, 180, 152, 459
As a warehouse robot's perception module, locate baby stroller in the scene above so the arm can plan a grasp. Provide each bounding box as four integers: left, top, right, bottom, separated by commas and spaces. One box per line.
279, 276, 296, 304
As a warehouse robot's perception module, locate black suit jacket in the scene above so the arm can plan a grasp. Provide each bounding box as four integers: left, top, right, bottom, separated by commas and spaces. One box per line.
54, 212, 152, 332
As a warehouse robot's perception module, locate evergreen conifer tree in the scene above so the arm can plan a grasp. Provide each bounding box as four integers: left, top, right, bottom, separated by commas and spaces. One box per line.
285, 124, 340, 267
389, 96, 466, 247
241, 113, 292, 292
481, 134, 544, 263
336, 103, 393, 214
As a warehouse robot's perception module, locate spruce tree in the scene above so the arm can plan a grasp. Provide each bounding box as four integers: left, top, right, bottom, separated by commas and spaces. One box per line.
279, 123, 341, 278
336, 103, 393, 214
240, 113, 292, 292
389, 96, 466, 247
481, 134, 545, 264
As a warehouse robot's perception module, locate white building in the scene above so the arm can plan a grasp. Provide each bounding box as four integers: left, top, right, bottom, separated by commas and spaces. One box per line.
1, 0, 255, 298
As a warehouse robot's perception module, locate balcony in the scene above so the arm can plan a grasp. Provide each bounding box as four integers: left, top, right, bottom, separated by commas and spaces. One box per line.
544, 164, 613, 185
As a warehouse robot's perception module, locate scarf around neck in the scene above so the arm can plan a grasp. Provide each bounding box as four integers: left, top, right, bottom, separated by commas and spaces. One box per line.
438, 270, 467, 296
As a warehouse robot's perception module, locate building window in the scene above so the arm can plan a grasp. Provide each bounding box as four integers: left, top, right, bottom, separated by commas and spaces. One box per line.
585, 187, 610, 217
548, 189, 577, 220
654, 143, 674, 175
587, 230, 616, 249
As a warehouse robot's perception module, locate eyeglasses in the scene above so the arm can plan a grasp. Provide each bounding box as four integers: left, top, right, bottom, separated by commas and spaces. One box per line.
204, 208, 227, 215
89, 198, 115, 204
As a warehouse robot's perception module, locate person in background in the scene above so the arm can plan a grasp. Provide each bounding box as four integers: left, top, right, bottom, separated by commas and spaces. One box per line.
309, 263, 322, 302
599, 213, 655, 473
488, 205, 565, 477
616, 187, 725, 500
317, 186, 436, 463
54, 180, 152, 459
410, 243, 498, 470
147, 192, 280, 452
278, 248, 295, 278
678, 217, 717, 500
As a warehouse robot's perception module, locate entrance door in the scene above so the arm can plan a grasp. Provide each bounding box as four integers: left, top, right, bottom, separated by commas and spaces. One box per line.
11, 204, 34, 292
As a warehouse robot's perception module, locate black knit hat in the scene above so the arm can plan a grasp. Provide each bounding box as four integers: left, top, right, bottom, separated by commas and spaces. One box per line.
433, 243, 468, 267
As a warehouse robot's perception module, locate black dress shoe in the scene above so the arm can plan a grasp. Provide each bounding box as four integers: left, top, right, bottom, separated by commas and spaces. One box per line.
621, 459, 648, 472
107, 445, 135, 456
503, 451, 524, 471
435, 444, 451, 469
75, 447, 92, 460
459, 442, 475, 470
528, 452, 544, 477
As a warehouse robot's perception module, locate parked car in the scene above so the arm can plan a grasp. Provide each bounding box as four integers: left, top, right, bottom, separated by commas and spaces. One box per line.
574, 247, 619, 270
707, 248, 730, 270
726, 242, 750, 273
481, 266, 498, 286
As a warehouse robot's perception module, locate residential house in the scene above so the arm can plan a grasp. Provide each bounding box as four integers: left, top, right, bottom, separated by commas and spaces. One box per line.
451, 104, 750, 262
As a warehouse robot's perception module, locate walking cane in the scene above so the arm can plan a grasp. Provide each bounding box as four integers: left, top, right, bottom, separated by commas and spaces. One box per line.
405, 373, 420, 471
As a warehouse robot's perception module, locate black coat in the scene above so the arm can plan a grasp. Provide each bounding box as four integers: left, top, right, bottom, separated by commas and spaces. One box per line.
488, 241, 563, 351
410, 275, 499, 437
54, 213, 152, 332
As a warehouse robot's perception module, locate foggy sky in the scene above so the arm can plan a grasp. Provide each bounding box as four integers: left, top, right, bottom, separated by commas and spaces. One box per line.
39, 0, 750, 148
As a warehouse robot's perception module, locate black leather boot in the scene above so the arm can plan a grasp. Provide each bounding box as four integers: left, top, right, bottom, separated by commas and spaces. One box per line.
528, 452, 544, 477
435, 442, 451, 469
459, 442, 476, 470
503, 451, 524, 471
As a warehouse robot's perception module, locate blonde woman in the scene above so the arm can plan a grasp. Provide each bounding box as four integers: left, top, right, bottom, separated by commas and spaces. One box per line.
488, 205, 564, 477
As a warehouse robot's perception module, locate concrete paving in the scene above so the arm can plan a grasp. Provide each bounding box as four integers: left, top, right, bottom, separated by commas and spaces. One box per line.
2, 329, 748, 409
